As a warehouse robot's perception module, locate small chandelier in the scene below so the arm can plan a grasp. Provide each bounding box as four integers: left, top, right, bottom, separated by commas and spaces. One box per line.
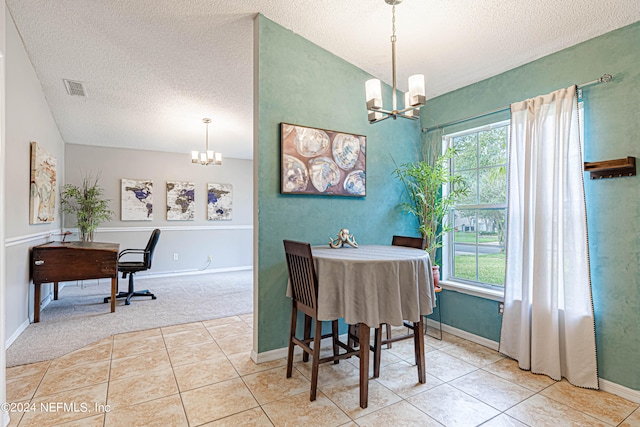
365, 0, 425, 124
191, 118, 223, 165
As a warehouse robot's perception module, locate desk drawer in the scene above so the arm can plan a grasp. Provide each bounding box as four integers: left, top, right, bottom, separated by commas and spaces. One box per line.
33, 247, 117, 283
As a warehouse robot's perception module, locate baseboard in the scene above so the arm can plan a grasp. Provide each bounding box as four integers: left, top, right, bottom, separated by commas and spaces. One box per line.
5, 318, 29, 349
252, 324, 499, 365
599, 378, 640, 403
7, 268, 252, 348
254, 346, 289, 364
52, 266, 254, 287
40, 292, 54, 311
424, 321, 640, 402
140, 265, 252, 280
250, 325, 500, 367
426, 318, 500, 350
254, 344, 309, 364
7, 291, 58, 349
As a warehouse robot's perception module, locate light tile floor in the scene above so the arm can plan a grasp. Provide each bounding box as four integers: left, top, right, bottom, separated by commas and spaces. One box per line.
5, 314, 640, 426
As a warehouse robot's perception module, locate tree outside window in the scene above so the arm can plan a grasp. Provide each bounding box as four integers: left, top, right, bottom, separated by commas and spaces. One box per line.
445, 122, 508, 288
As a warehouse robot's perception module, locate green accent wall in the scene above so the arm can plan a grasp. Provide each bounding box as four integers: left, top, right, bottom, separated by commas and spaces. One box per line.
422, 22, 640, 389
256, 15, 420, 353
429, 290, 502, 342
256, 14, 639, 389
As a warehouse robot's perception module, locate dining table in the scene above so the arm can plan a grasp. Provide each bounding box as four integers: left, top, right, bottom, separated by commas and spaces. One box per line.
309, 244, 436, 408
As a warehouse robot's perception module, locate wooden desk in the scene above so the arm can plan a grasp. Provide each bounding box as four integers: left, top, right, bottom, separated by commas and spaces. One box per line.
31, 241, 120, 323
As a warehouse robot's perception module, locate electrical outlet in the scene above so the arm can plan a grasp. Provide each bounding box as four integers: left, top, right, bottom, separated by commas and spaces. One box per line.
173, 253, 179, 261
498, 302, 504, 314
207, 255, 212, 262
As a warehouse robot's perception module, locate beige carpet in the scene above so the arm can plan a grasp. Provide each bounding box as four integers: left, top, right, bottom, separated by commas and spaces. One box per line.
6, 270, 253, 367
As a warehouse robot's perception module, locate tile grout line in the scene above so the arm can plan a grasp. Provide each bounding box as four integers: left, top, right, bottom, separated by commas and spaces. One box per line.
101, 334, 115, 427
165, 323, 195, 427
10, 317, 639, 427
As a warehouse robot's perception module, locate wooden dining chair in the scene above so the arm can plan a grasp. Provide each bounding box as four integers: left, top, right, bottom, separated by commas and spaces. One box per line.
372, 235, 427, 378
283, 240, 360, 401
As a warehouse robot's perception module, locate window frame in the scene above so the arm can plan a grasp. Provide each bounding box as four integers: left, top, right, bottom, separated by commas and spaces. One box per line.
438, 102, 583, 299
441, 119, 510, 293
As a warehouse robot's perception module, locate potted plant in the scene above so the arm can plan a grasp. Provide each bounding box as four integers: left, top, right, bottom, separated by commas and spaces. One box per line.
60, 173, 113, 242
394, 147, 468, 285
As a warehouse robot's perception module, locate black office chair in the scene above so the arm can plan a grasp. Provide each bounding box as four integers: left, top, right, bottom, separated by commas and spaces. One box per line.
104, 229, 161, 305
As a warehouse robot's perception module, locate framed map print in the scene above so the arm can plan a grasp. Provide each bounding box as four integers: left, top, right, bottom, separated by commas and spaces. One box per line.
166, 181, 195, 221
208, 183, 232, 220
121, 179, 153, 220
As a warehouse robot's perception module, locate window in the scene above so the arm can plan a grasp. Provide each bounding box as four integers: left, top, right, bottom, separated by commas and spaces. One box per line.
441, 102, 582, 292
443, 121, 509, 289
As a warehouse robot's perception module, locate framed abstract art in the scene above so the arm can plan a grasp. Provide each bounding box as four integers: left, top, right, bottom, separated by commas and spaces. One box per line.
281, 123, 366, 196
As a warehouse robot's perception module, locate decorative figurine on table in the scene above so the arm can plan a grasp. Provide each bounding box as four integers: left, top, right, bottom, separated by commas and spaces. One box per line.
329, 228, 358, 249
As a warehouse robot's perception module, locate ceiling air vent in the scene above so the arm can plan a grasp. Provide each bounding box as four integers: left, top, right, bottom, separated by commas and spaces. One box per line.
63, 79, 87, 97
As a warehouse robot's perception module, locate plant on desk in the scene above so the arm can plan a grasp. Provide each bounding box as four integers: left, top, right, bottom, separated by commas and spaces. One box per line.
60, 173, 113, 242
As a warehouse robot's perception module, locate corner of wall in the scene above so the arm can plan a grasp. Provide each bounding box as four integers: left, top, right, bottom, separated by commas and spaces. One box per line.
255, 16, 421, 354
1, 1, 8, 422
252, 12, 261, 355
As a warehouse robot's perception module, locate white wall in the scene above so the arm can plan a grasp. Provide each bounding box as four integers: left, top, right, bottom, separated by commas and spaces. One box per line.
65, 144, 253, 274
3, 9, 254, 356
4, 8, 65, 345
1, 3, 7, 426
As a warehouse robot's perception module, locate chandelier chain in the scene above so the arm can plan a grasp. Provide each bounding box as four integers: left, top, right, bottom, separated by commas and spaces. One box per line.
365, 0, 425, 124
391, 1, 396, 41
205, 121, 209, 151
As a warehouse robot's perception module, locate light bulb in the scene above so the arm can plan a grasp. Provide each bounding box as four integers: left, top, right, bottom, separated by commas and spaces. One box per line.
365, 79, 383, 110
408, 74, 426, 106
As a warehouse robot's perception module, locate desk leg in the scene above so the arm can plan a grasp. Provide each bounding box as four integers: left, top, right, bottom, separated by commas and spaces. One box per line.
33, 283, 41, 323
415, 320, 426, 383
53, 282, 59, 300
110, 276, 117, 313
358, 323, 369, 409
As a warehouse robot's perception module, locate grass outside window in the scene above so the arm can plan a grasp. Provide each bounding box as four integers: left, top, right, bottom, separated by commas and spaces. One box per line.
454, 253, 506, 286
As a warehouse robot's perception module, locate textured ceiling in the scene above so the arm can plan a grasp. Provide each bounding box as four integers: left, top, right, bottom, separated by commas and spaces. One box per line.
7, 0, 640, 159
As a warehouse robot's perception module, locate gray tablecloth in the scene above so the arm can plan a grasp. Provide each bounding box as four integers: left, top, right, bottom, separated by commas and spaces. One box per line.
309, 245, 435, 327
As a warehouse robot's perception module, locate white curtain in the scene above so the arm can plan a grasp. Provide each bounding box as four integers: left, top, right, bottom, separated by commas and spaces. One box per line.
500, 85, 598, 389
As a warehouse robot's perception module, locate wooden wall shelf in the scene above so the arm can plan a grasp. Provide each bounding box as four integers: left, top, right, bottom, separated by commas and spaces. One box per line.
584, 156, 636, 179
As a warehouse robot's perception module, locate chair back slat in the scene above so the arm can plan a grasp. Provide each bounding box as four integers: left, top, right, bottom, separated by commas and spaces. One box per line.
283, 240, 318, 311
392, 235, 426, 250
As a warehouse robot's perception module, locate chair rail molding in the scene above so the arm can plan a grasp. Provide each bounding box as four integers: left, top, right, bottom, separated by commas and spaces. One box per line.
4, 230, 59, 247
5, 226, 253, 247
65, 225, 253, 233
